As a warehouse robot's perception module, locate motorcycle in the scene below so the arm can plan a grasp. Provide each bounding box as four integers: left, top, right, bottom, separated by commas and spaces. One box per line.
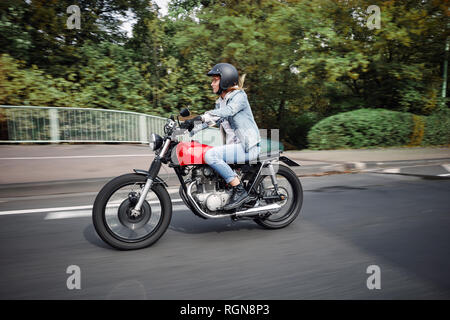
92, 108, 303, 250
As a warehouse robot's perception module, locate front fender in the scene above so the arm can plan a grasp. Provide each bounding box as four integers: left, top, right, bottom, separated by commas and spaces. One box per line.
133, 169, 168, 187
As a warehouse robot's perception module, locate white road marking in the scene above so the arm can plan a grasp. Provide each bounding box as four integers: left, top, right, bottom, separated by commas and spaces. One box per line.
45, 204, 188, 220
0, 199, 184, 216
438, 173, 450, 177
45, 210, 92, 220
0, 187, 179, 203
0, 205, 93, 216
0, 154, 153, 160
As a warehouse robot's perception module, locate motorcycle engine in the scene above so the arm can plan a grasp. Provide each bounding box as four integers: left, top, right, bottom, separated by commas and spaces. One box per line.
191, 167, 232, 212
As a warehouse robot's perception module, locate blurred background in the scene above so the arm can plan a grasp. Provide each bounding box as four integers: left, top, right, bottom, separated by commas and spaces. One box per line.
0, 0, 450, 301
0, 0, 448, 150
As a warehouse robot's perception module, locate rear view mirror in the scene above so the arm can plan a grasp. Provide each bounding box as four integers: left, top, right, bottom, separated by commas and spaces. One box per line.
180, 108, 190, 117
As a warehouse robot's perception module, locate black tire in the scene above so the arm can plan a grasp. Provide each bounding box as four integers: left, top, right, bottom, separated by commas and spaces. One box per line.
92, 173, 172, 250
253, 164, 303, 229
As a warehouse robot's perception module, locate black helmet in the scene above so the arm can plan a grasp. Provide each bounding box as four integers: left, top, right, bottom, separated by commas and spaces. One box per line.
207, 63, 239, 95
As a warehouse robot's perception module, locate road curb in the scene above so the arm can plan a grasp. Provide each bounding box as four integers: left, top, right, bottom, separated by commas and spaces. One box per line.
291, 158, 450, 178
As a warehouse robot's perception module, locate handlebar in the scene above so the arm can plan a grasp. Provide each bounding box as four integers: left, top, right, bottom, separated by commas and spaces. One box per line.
189, 122, 209, 137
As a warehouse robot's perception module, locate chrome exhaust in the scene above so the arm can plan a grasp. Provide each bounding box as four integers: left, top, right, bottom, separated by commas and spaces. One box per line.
234, 203, 281, 218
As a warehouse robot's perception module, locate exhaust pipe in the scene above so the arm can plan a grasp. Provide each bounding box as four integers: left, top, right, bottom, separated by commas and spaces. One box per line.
234, 203, 281, 218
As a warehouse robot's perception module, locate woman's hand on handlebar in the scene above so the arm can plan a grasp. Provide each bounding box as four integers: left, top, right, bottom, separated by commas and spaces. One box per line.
189, 122, 209, 137
180, 115, 203, 131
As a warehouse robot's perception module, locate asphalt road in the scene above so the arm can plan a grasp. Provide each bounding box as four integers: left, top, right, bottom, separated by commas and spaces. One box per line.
0, 172, 449, 299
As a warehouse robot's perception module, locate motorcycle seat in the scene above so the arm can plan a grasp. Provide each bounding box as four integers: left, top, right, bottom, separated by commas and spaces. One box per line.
256, 151, 280, 162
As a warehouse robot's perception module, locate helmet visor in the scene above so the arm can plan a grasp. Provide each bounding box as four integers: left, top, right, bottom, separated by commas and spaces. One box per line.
207, 68, 221, 76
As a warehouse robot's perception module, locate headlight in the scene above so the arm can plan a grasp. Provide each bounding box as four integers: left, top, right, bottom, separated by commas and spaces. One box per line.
149, 133, 163, 151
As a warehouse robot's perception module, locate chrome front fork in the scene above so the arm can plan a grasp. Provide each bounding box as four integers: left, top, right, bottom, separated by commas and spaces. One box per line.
130, 178, 153, 217
130, 139, 171, 217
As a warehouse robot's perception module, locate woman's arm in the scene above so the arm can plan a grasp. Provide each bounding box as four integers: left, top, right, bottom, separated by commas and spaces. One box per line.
206, 91, 246, 118
201, 112, 221, 125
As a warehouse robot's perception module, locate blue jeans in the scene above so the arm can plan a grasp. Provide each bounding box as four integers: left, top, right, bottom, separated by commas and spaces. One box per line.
204, 144, 260, 183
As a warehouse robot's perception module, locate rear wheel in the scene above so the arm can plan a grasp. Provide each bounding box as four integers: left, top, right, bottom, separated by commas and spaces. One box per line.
92, 173, 172, 250
253, 164, 303, 229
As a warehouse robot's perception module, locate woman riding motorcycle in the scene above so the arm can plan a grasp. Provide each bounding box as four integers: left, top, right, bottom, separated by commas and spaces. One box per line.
182, 63, 261, 210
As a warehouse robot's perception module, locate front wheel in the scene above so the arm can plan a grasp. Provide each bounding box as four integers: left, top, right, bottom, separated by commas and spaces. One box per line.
253, 164, 303, 229
92, 173, 172, 250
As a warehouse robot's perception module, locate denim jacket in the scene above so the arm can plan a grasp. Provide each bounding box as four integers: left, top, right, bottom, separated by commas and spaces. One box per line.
206, 89, 261, 153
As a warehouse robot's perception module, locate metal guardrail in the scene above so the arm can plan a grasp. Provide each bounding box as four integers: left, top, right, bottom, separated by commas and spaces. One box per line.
0, 105, 167, 143
0, 105, 282, 152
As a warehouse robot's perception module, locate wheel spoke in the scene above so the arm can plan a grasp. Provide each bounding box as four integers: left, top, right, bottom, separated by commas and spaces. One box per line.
103, 182, 163, 242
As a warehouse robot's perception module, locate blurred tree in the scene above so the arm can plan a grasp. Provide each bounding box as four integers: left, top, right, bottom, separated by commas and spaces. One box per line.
294, 0, 448, 116
0, 0, 135, 76
1, 0, 447, 148
168, 0, 311, 147
0, 54, 74, 107
69, 41, 155, 113
0, 43, 154, 114
126, 1, 168, 114
0, 1, 33, 62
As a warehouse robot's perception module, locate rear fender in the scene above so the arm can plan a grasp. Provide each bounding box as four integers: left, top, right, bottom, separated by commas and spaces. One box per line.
279, 156, 300, 167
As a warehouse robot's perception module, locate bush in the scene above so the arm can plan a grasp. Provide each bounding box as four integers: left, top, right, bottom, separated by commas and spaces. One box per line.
422, 109, 450, 146
307, 108, 417, 150
281, 112, 321, 150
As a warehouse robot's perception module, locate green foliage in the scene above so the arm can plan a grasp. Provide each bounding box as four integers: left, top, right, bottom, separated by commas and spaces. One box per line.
0, 2, 33, 62
308, 108, 450, 150
422, 109, 450, 146
0, 0, 448, 149
280, 111, 322, 150
294, 0, 446, 117
307, 109, 415, 149
68, 41, 155, 114
0, 54, 74, 107
0, 0, 143, 77
1, 44, 154, 114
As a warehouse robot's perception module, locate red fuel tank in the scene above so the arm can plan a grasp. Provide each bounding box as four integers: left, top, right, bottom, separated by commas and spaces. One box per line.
174, 141, 213, 166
